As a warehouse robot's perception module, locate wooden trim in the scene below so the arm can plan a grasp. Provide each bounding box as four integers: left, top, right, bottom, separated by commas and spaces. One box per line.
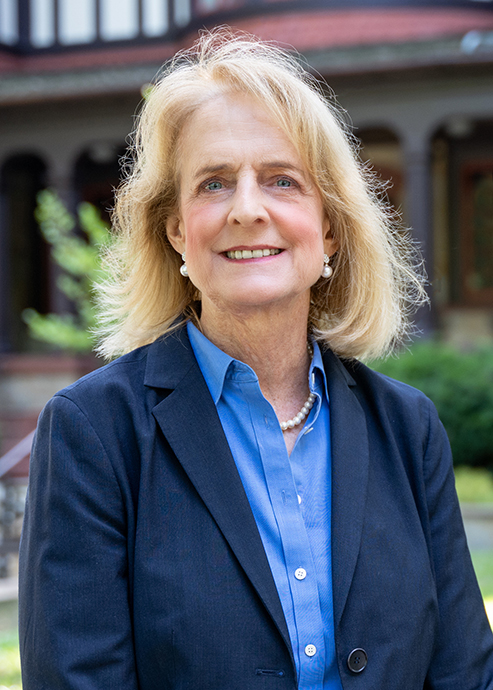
0, 352, 100, 375
54, 0, 60, 46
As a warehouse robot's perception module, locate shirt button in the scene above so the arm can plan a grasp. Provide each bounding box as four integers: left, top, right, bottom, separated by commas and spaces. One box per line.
295, 568, 307, 580
297, 494, 302, 504
305, 644, 317, 657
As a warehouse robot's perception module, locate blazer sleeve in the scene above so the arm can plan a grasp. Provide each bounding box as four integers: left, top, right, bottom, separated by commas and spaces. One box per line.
423, 401, 493, 689
19, 393, 138, 690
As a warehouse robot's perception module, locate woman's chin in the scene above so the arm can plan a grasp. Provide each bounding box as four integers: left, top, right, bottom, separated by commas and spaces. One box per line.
202, 286, 310, 319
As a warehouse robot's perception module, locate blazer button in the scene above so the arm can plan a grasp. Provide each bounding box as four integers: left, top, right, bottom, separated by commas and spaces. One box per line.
347, 648, 368, 674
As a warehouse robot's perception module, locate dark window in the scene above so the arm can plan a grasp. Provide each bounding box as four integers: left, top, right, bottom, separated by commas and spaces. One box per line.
73, 144, 125, 222
0, 155, 48, 351
461, 164, 493, 305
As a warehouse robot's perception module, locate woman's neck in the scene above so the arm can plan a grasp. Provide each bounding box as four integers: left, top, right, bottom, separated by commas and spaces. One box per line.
199, 297, 313, 450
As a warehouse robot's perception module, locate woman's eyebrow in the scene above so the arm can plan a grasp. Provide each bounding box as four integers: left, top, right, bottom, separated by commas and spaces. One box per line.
193, 163, 231, 179
261, 161, 309, 181
192, 160, 305, 179
260, 161, 302, 171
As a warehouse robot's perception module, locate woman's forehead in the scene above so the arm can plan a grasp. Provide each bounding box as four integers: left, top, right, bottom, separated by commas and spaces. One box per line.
175, 93, 308, 180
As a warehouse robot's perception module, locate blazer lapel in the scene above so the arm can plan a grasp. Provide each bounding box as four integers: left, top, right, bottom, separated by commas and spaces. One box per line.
323, 351, 370, 631
146, 328, 293, 658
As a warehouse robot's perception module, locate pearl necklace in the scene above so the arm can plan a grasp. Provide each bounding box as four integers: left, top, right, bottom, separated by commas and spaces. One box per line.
280, 343, 316, 432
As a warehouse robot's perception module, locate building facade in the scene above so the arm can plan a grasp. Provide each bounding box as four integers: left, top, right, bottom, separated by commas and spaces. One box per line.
1, 0, 493, 460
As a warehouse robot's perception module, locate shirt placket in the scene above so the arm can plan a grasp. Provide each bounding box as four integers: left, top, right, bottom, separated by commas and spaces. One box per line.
246, 382, 327, 689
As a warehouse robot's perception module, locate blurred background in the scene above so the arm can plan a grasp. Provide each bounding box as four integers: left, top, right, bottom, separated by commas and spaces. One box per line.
1, 0, 493, 686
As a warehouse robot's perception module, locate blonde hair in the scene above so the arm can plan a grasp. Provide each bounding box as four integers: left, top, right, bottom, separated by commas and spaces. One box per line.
96, 29, 427, 361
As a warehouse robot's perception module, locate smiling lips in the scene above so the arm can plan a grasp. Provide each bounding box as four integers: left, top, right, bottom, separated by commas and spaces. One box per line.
225, 248, 282, 260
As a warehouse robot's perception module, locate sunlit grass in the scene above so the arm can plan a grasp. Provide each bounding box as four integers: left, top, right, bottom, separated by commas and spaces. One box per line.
472, 550, 493, 599
455, 467, 493, 503
0, 629, 21, 689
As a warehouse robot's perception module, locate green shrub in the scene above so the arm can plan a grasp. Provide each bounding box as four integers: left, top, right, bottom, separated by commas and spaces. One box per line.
372, 341, 493, 468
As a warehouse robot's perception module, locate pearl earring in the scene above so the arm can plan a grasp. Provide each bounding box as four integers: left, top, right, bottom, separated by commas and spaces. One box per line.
179, 252, 188, 277
322, 254, 333, 279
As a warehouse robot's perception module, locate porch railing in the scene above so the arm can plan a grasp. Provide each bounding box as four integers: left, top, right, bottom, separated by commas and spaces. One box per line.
0, 431, 34, 480
0, 430, 33, 561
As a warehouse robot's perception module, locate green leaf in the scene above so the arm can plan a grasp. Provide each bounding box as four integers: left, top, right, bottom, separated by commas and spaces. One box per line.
24, 190, 112, 354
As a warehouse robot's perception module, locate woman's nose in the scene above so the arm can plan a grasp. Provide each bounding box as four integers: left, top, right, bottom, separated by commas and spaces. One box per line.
227, 178, 269, 227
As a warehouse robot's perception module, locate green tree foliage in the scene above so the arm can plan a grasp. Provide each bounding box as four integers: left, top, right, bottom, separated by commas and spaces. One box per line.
23, 189, 111, 353
373, 341, 493, 469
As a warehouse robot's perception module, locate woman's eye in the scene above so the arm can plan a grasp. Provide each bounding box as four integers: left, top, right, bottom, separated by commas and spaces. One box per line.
204, 181, 223, 191
276, 178, 292, 188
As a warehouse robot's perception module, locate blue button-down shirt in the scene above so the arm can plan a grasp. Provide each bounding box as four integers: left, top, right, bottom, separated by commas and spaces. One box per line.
188, 322, 342, 689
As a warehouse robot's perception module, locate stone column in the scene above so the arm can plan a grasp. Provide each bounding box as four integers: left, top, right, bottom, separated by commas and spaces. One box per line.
401, 130, 436, 334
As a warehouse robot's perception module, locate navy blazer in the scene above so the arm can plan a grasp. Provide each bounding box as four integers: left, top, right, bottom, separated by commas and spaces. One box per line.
19, 325, 493, 689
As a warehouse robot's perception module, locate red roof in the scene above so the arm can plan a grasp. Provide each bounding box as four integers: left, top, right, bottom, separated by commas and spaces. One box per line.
0, 7, 492, 76
236, 7, 493, 51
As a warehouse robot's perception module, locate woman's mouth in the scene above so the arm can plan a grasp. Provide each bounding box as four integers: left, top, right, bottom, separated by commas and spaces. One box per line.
225, 248, 282, 260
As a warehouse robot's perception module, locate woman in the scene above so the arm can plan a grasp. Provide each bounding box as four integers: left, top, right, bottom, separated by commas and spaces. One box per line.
19, 31, 493, 689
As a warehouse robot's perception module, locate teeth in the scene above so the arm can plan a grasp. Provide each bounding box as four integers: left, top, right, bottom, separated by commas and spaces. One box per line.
226, 248, 281, 260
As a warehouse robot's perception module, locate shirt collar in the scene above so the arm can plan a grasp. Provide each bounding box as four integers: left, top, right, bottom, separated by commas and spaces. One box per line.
187, 320, 329, 405
187, 321, 235, 405
310, 339, 329, 402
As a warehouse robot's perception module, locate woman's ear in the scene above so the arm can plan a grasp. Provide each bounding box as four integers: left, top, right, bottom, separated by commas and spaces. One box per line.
166, 215, 186, 254
323, 218, 339, 257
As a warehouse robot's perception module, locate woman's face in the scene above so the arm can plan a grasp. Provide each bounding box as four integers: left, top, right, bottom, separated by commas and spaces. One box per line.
167, 94, 337, 321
